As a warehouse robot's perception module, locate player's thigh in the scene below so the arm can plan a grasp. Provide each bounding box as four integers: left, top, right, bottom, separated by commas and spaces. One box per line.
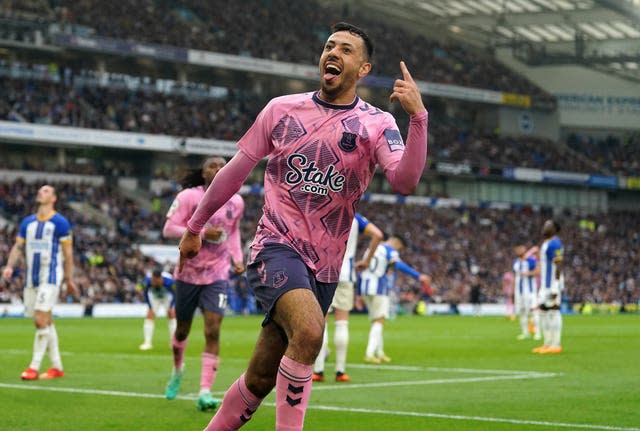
272, 288, 325, 339
514, 294, 525, 313
33, 284, 60, 313
148, 294, 169, 315
332, 281, 355, 312
200, 280, 228, 316
23, 287, 37, 318
174, 280, 202, 322
365, 295, 389, 320
526, 294, 537, 311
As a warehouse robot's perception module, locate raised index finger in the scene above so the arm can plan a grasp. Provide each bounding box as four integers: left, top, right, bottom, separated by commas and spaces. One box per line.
399, 61, 414, 82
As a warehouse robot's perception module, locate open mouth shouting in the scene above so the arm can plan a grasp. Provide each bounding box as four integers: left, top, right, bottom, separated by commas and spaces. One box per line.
323, 63, 342, 83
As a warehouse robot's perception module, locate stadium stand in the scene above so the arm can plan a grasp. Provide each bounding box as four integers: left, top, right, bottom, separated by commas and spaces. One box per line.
0, 63, 615, 175
2, 0, 552, 99
0, 1, 638, 316
1, 179, 638, 312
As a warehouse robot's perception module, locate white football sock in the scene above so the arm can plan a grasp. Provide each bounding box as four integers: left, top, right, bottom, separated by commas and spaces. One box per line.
541, 310, 552, 345
168, 318, 177, 341
334, 320, 349, 373
375, 323, 385, 357
29, 326, 50, 370
366, 321, 382, 358
143, 319, 154, 345
533, 310, 541, 337
313, 324, 328, 374
551, 310, 563, 347
519, 313, 528, 335
48, 324, 63, 370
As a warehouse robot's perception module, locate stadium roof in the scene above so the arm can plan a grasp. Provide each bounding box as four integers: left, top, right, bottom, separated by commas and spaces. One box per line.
329, 0, 640, 82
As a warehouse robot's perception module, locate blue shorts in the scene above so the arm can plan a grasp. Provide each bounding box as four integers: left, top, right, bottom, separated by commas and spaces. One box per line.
247, 244, 337, 327
174, 279, 228, 321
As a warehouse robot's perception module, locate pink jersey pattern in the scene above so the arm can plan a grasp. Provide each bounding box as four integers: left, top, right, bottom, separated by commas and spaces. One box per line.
238, 91, 427, 283
164, 186, 244, 284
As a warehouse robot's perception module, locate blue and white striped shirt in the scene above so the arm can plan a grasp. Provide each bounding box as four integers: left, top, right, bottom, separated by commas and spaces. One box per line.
17, 212, 72, 289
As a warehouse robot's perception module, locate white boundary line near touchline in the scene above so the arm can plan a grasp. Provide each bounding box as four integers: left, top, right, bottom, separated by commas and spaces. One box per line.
0, 372, 558, 394
0, 349, 555, 376
0, 383, 637, 431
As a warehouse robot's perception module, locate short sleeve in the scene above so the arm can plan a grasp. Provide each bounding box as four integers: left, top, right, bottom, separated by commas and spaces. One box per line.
55, 216, 72, 242
355, 213, 370, 233
166, 190, 194, 225
17, 218, 29, 241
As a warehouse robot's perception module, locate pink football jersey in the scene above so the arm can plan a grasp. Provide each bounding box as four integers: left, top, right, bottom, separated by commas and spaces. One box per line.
238, 91, 426, 282
165, 186, 244, 284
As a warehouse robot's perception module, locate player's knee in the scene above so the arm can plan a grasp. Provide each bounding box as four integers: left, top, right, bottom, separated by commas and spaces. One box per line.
34, 313, 50, 329
204, 325, 220, 343
174, 325, 190, 341
290, 320, 324, 358
245, 370, 277, 398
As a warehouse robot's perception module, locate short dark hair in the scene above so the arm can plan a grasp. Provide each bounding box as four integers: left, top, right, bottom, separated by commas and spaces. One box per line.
151, 269, 162, 277
332, 22, 374, 60
387, 234, 407, 248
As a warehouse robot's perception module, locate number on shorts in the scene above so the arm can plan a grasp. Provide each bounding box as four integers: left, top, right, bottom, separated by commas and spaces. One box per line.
218, 293, 228, 309
369, 256, 379, 272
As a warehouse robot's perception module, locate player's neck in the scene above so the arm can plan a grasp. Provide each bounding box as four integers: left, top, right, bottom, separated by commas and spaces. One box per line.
36, 204, 55, 220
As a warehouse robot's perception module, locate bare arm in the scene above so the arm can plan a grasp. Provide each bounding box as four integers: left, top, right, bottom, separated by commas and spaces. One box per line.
2, 241, 24, 280
355, 222, 384, 270
61, 240, 77, 295
554, 256, 563, 280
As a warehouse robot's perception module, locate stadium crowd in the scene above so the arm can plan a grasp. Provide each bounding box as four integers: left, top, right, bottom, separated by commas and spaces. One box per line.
2, 0, 552, 101
566, 132, 640, 177
0, 65, 612, 175
0, 70, 259, 141
1, 179, 638, 313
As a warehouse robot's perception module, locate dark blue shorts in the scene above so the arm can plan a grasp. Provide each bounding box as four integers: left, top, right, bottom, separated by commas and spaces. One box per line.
247, 244, 337, 327
174, 279, 228, 321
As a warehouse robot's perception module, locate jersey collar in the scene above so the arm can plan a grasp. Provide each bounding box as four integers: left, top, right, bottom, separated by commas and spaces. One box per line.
312, 92, 359, 110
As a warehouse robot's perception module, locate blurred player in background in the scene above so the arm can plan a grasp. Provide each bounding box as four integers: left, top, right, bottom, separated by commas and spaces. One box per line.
312, 212, 383, 383
178, 21, 428, 431
360, 235, 430, 364
512, 245, 541, 340
162, 156, 245, 411
502, 271, 515, 319
138, 268, 177, 350
533, 220, 564, 354
2, 185, 76, 380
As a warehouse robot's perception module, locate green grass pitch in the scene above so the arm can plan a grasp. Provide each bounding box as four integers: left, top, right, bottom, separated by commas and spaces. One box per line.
1, 313, 639, 430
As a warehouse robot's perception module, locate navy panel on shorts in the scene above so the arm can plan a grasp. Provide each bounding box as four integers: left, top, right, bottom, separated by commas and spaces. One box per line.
174, 279, 228, 321
247, 244, 337, 325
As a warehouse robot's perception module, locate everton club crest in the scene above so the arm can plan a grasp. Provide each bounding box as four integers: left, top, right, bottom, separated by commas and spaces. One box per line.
339, 132, 357, 153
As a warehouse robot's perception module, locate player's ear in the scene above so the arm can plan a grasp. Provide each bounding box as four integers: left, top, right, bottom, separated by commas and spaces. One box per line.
358, 61, 371, 78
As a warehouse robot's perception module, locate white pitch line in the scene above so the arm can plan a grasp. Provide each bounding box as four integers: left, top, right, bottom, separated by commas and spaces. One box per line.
0, 349, 552, 376
0, 383, 221, 401
310, 372, 557, 391
307, 404, 640, 431
1, 383, 636, 431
